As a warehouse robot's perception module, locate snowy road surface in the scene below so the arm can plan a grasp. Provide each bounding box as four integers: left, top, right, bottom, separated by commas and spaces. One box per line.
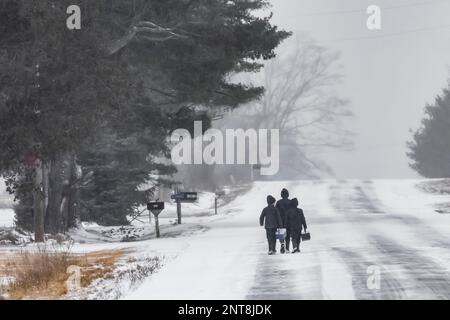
125, 180, 450, 300
2, 179, 450, 299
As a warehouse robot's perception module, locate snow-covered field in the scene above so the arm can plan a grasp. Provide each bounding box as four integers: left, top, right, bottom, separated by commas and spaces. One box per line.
1, 179, 450, 300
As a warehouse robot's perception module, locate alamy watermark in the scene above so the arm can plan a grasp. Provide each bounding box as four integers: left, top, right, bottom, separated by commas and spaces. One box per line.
66, 5, 81, 30
367, 5, 381, 30
366, 265, 381, 290
66, 265, 81, 292
65, 4, 381, 32
170, 121, 279, 176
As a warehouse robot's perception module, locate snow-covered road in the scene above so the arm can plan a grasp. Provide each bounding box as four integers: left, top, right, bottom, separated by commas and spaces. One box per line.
126, 180, 450, 300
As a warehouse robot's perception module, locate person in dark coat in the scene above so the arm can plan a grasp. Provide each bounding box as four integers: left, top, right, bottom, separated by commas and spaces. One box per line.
276, 188, 291, 253
260, 195, 283, 255
285, 198, 307, 253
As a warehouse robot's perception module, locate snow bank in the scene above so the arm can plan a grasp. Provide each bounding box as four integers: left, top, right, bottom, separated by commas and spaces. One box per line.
0, 209, 14, 228
0, 179, 14, 228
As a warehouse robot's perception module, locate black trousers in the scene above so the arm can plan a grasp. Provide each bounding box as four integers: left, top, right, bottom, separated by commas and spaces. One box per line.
265, 228, 277, 252
290, 229, 301, 250
280, 229, 291, 250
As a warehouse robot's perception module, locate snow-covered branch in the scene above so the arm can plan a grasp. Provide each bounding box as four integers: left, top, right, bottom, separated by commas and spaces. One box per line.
106, 21, 189, 55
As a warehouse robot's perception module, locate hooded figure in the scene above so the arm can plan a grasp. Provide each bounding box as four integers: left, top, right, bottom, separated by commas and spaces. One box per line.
276, 188, 291, 252
260, 195, 283, 255
285, 198, 307, 253
276, 189, 290, 223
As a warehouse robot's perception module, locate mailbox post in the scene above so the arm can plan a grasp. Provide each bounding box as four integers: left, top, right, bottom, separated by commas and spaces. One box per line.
147, 202, 165, 238
171, 192, 198, 224
176, 200, 182, 224
214, 190, 225, 215
155, 214, 160, 238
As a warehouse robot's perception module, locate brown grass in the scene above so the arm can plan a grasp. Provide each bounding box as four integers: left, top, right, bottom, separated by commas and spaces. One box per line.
0, 246, 127, 300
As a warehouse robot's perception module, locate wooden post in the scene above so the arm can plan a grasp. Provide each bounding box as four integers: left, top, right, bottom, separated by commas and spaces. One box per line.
177, 200, 182, 224
155, 215, 160, 238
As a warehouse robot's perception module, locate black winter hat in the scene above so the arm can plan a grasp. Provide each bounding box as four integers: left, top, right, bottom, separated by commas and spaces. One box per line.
281, 188, 289, 198
291, 198, 299, 208
267, 195, 276, 205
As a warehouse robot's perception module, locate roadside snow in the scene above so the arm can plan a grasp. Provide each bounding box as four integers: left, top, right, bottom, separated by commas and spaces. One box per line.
0, 209, 14, 228
68, 221, 209, 244
66, 255, 164, 300
0, 179, 14, 228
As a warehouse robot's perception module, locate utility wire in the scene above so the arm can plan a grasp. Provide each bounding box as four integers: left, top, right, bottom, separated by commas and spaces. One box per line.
298, 0, 448, 17
322, 23, 450, 43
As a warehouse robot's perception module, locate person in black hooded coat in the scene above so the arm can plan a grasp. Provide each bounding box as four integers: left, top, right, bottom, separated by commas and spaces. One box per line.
285, 198, 307, 253
276, 188, 291, 252
260, 195, 283, 255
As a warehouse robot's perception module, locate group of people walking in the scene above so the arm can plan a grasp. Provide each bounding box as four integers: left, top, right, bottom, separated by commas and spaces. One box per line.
259, 188, 308, 255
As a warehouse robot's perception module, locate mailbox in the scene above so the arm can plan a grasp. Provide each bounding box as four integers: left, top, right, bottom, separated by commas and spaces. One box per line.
171, 192, 198, 203
147, 202, 165, 216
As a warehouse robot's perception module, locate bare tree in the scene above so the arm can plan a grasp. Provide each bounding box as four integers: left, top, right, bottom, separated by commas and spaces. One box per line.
216, 34, 353, 179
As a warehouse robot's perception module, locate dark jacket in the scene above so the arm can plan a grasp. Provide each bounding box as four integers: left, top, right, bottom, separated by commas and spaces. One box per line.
286, 208, 307, 232
260, 204, 283, 229
276, 197, 291, 227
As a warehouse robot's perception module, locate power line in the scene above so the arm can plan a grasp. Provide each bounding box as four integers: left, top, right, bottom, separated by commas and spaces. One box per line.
321, 22, 450, 43
310, 144, 410, 155
298, 0, 448, 17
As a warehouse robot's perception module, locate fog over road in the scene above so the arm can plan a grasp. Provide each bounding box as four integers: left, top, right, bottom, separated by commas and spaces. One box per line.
126, 180, 450, 300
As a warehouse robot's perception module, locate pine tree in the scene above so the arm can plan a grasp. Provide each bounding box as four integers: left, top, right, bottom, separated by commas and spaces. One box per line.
0, 0, 290, 235
408, 85, 450, 178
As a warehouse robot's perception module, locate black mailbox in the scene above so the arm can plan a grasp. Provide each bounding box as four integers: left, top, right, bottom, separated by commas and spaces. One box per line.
215, 190, 226, 197
147, 202, 165, 216
171, 192, 198, 203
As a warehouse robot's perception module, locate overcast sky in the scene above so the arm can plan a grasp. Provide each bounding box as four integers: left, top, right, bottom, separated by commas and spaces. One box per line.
265, 0, 450, 179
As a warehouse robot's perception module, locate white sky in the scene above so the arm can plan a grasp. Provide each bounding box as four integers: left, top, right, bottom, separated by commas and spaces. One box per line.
266, 0, 450, 179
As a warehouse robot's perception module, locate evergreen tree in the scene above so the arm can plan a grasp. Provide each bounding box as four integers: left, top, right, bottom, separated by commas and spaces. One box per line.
0, 0, 290, 236
408, 85, 450, 178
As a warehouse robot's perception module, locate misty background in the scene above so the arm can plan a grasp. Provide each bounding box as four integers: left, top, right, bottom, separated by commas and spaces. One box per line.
264, 0, 450, 179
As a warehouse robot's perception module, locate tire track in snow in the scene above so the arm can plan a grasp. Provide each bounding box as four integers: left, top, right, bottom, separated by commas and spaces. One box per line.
328, 181, 407, 299
246, 249, 303, 300
361, 181, 450, 249
246, 243, 324, 300
369, 235, 450, 299
328, 180, 450, 299
332, 247, 405, 300
328, 180, 384, 217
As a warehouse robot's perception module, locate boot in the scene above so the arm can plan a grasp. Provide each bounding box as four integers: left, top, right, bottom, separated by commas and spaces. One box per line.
280, 242, 285, 254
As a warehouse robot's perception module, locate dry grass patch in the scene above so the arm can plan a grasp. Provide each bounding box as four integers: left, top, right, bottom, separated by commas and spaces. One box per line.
0, 245, 128, 300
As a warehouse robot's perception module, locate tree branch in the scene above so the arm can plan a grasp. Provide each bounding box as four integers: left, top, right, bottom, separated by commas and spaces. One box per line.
106, 21, 189, 56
